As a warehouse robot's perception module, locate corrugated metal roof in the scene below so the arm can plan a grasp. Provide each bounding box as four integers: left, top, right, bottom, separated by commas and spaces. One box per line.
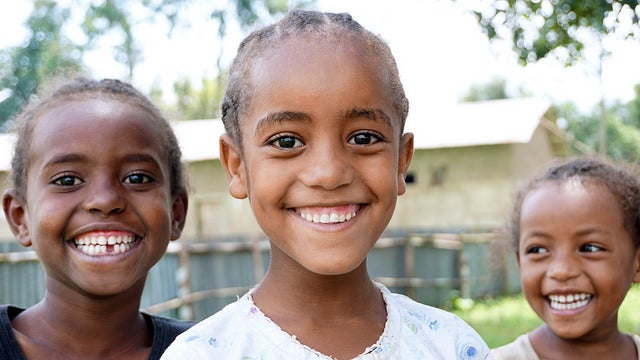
0, 97, 552, 171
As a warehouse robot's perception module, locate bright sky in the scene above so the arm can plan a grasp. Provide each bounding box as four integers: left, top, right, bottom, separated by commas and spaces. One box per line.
2, 0, 640, 128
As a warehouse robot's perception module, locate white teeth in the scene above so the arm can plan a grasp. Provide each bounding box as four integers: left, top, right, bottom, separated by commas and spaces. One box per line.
548, 293, 592, 310
300, 211, 357, 224
73, 234, 136, 256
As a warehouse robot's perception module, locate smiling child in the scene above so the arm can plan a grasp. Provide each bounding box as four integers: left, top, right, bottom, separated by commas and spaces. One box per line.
162, 9, 490, 360
493, 156, 640, 359
0, 78, 192, 359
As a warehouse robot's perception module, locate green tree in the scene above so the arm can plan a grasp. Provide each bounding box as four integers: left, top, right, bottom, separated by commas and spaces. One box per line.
559, 98, 640, 161
460, 77, 530, 102
170, 76, 225, 120
466, 0, 639, 65
0, 0, 315, 128
0, 0, 85, 129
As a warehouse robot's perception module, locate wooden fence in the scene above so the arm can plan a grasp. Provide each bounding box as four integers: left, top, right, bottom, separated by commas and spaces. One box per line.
0, 232, 520, 321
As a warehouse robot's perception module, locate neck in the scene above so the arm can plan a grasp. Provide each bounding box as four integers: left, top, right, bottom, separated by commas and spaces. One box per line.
531, 324, 635, 360
12, 276, 151, 359
253, 254, 382, 321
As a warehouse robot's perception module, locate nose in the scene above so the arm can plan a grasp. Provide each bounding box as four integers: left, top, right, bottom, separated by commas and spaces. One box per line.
82, 178, 126, 215
546, 252, 580, 281
298, 141, 354, 190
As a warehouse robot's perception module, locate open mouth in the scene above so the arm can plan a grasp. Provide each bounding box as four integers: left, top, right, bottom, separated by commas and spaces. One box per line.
72, 232, 140, 256
297, 204, 361, 224
548, 293, 592, 311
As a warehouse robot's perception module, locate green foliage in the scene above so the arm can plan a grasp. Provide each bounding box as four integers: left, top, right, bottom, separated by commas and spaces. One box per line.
464, 0, 640, 65
0, 0, 85, 129
558, 94, 640, 161
454, 286, 640, 348
171, 76, 225, 120
0, 0, 316, 128
460, 77, 530, 102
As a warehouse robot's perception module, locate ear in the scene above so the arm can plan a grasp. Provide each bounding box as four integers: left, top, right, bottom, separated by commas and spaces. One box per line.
219, 134, 248, 199
632, 248, 640, 283
170, 190, 188, 241
2, 189, 32, 247
397, 132, 414, 196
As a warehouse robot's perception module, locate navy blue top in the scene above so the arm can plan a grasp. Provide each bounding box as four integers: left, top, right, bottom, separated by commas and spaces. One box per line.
0, 304, 194, 360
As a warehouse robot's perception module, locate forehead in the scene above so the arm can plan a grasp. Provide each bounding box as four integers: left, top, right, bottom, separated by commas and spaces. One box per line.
30, 98, 166, 158
522, 180, 623, 224
244, 35, 396, 122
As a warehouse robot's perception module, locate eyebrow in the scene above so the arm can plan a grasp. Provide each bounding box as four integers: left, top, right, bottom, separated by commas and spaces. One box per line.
43, 153, 87, 168
254, 107, 394, 136
43, 153, 161, 169
346, 107, 393, 130
254, 111, 311, 136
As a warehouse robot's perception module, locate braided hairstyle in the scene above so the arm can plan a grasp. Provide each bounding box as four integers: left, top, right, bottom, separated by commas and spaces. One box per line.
221, 9, 409, 152
8, 77, 186, 200
507, 156, 640, 250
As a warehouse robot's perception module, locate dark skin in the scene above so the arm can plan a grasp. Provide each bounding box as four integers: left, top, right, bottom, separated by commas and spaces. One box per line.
530, 324, 638, 360
11, 277, 152, 360
218, 35, 413, 360
252, 247, 387, 359
2, 99, 189, 359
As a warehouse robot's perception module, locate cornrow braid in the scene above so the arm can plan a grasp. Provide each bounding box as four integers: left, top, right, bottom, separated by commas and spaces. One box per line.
9, 77, 186, 200
221, 9, 409, 151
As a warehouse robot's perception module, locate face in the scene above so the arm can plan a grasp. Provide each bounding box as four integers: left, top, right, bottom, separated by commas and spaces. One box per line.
220, 36, 413, 276
517, 179, 640, 340
2, 98, 187, 298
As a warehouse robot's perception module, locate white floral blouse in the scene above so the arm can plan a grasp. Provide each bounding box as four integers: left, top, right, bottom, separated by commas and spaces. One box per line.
161, 283, 492, 359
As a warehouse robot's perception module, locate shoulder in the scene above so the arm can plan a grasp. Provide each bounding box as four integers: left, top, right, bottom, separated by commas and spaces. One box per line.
630, 333, 640, 358
147, 313, 195, 336
161, 295, 257, 359
0, 305, 27, 360
492, 333, 538, 360
378, 285, 492, 359
144, 313, 195, 360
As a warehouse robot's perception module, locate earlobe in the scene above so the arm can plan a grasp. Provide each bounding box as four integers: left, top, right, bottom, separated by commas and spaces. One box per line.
397, 132, 414, 196
219, 134, 248, 199
170, 191, 189, 241
2, 189, 32, 247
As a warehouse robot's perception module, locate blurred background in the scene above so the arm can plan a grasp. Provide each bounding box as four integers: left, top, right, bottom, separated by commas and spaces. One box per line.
1, 0, 639, 348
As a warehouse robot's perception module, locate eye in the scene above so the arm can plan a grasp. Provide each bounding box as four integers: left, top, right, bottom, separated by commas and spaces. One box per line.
525, 246, 548, 255
580, 244, 603, 253
348, 131, 383, 145
123, 172, 153, 184
52, 174, 83, 186
268, 134, 304, 149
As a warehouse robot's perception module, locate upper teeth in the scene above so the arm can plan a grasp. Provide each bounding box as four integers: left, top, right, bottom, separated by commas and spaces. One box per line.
300, 211, 356, 224
74, 234, 136, 256
548, 293, 592, 310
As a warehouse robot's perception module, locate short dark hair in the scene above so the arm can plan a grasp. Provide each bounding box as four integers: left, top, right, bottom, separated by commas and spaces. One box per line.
507, 156, 640, 250
221, 9, 409, 151
8, 77, 187, 200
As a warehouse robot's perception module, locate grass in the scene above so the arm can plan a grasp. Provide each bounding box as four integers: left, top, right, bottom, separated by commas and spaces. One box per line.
452, 286, 640, 348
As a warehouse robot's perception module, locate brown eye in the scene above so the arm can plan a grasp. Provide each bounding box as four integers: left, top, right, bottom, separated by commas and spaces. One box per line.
124, 173, 152, 184
53, 175, 82, 186
269, 135, 303, 149
348, 132, 382, 145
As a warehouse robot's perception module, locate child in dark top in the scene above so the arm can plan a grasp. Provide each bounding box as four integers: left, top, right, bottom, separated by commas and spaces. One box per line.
0, 77, 193, 359
163, 9, 490, 360
493, 156, 640, 359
